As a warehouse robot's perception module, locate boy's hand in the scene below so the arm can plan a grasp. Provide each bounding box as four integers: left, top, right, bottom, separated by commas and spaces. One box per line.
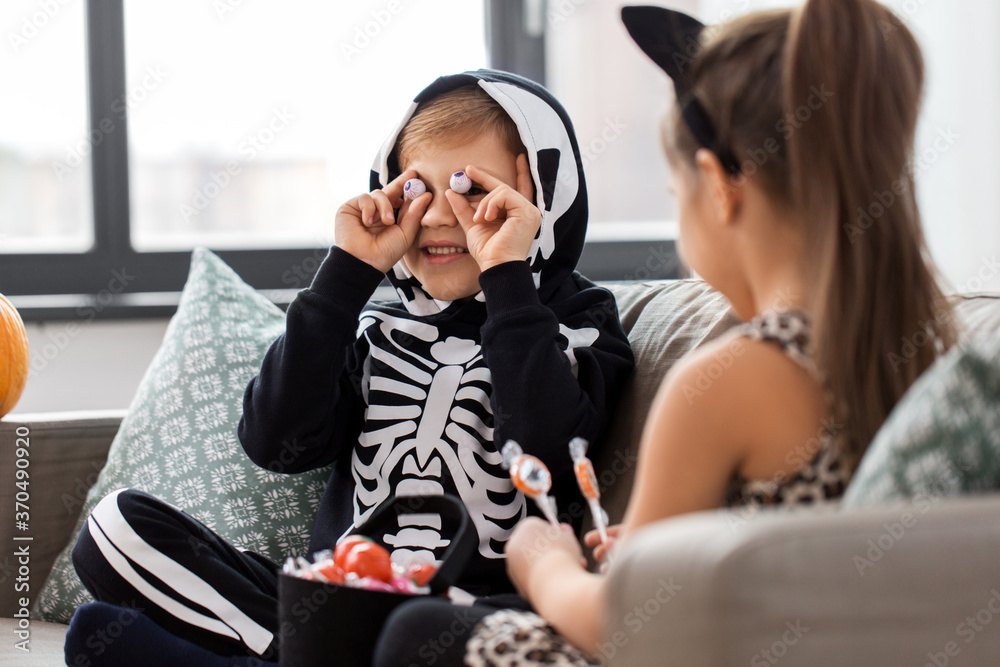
446, 154, 541, 272
335, 169, 431, 273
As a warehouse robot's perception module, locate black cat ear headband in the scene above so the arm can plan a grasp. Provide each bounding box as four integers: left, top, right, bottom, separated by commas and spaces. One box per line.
621, 5, 742, 175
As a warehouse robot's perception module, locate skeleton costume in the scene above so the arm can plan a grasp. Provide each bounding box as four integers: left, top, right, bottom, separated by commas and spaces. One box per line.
69, 70, 632, 664
238, 69, 633, 598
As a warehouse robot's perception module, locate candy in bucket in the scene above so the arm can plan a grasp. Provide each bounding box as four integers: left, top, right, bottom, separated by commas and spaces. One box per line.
282, 535, 438, 595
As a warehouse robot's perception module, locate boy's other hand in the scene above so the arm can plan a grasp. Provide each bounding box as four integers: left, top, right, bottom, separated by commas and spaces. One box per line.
335, 169, 430, 273
446, 154, 541, 272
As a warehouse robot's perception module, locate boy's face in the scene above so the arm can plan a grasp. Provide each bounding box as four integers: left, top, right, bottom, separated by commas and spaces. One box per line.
399, 131, 521, 302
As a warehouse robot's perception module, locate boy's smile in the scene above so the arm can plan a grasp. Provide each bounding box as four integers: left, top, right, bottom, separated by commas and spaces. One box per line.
421, 240, 469, 265
400, 131, 520, 301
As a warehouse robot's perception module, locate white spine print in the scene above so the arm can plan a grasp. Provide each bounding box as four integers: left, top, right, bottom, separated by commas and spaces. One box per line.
352, 312, 525, 566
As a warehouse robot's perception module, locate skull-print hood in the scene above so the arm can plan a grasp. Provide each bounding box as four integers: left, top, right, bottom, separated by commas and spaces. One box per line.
369, 69, 589, 316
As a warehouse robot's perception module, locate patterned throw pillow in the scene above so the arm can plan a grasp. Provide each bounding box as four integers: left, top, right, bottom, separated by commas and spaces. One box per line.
34, 247, 331, 623
842, 335, 1000, 509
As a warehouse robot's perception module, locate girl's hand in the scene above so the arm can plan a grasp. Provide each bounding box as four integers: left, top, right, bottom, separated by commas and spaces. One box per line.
584, 523, 622, 564
505, 517, 585, 605
445, 154, 541, 272
334, 169, 431, 273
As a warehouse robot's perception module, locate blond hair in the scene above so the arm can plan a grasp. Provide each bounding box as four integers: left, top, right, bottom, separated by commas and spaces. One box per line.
396, 85, 526, 168
667, 0, 958, 462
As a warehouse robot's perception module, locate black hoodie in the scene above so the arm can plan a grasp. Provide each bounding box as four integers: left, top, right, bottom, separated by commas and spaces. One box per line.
239, 69, 634, 595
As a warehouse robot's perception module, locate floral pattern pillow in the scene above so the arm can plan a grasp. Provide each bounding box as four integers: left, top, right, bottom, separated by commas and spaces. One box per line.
844, 335, 1000, 508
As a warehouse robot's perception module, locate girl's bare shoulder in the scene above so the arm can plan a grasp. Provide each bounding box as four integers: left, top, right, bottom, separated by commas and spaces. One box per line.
662, 331, 827, 458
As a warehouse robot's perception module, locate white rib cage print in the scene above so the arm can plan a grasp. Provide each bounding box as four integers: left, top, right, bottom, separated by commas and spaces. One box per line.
351, 311, 525, 566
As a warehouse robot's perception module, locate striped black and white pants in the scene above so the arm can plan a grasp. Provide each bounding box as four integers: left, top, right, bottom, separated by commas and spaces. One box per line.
72, 488, 282, 660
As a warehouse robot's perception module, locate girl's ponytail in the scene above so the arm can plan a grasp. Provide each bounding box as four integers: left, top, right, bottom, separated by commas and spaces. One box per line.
784, 0, 957, 461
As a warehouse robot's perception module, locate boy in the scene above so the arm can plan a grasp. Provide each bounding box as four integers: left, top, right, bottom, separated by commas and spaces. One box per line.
67, 69, 633, 665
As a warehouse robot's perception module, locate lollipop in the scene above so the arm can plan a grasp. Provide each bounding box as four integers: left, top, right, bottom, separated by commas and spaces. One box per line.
501, 440, 560, 528
569, 437, 612, 560
449, 171, 472, 194
403, 178, 426, 200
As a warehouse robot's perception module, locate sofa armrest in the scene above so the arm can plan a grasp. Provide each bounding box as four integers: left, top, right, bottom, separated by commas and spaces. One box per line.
604, 495, 1000, 665
0, 410, 125, 618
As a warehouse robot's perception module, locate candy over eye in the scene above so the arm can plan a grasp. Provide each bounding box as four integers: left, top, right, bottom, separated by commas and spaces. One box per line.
450, 171, 472, 194
403, 178, 426, 200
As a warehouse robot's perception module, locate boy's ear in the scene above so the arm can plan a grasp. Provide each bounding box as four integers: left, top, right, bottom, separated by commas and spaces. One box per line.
694, 148, 742, 227
515, 153, 537, 204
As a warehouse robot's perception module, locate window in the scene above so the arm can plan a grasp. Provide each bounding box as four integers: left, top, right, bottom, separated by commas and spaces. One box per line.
546, 0, 684, 239
1, 0, 92, 253
123, 0, 487, 251
3, 0, 682, 321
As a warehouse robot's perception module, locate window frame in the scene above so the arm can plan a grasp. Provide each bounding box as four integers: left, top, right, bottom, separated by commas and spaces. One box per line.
3, 0, 679, 322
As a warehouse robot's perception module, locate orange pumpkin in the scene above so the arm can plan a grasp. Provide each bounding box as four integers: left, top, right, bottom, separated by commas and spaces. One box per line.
0, 294, 29, 418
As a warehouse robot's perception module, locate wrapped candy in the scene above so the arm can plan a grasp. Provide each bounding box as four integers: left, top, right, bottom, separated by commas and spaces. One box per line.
449, 171, 472, 194
569, 437, 611, 560
403, 178, 426, 200
501, 440, 560, 528
405, 561, 438, 588
341, 541, 393, 582
285, 539, 438, 596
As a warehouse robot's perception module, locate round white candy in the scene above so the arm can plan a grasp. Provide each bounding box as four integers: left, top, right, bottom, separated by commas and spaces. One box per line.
449, 171, 472, 194
403, 178, 426, 200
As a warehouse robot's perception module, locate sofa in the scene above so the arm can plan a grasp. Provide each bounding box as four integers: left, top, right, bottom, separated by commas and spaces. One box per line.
2, 278, 999, 666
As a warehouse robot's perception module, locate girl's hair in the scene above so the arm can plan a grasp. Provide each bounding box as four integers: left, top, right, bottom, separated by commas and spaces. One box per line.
666, 0, 958, 462
396, 85, 526, 168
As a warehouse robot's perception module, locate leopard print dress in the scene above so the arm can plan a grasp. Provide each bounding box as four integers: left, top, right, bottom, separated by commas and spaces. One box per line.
464, 309, 853, 667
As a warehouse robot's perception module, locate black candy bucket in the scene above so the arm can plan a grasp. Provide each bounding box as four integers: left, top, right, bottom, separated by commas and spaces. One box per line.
278, 494, 475, 666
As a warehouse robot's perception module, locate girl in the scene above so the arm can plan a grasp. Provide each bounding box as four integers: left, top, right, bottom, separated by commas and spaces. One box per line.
373, 0, 959, 664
